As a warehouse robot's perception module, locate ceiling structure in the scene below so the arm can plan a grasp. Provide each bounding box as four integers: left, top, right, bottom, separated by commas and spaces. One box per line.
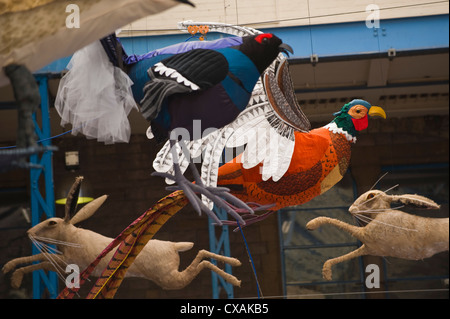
0, 14, 448, 144
291, 50, 449, 122
1, 50, 447, 144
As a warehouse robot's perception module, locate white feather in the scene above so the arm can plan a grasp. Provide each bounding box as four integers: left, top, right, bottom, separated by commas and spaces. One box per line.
164, 68, 176, 77
272, 135, 295, 182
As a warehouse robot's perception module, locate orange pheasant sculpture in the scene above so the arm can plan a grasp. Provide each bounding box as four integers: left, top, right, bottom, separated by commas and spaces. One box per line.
217, 98, 386, 227
152, 57, 386, 226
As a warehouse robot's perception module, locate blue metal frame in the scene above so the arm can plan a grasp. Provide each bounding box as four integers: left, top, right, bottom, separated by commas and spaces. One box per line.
208, 209, 234, 299
262, 14, 449, 59
30, 75, 58, 299
36, 14, 449, 74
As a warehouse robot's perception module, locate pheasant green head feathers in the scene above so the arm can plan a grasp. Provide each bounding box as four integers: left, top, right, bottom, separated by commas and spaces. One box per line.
332, 99, 386, 137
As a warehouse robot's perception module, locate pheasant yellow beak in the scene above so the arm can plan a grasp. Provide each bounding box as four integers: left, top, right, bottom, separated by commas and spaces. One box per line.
368, 106, 386, 119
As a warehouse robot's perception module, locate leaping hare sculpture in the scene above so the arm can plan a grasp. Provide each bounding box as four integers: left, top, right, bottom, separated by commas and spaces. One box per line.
306, 190, 448, 281
2, 177, 241, 292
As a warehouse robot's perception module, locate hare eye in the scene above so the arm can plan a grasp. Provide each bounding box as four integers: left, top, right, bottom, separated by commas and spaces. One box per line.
367, 193, 375, 199
48, 220, 57, 226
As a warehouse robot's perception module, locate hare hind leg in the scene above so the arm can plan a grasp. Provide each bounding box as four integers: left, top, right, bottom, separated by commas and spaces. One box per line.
195, 250, 242, 286
196, 249, 242, 267
164, 249, 242, 290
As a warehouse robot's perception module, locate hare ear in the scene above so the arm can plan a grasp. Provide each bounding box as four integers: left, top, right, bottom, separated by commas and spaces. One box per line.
64, 176, 83, 223
70, 195, 108, 225
390, 194, 440, 209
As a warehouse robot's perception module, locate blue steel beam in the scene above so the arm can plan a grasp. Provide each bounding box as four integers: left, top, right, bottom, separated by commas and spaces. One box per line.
261, 14, 449, 59
35, 14, 449, 74
30, 75, 58, 299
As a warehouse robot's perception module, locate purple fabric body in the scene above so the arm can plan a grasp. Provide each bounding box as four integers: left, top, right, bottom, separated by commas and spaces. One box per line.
124, 36, 243, 65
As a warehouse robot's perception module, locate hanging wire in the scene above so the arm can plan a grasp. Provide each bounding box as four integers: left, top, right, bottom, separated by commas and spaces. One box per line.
0, 129, 73, 150
184, 34, 202, 42
120, 1, 449, 33
237, 221, 263, 299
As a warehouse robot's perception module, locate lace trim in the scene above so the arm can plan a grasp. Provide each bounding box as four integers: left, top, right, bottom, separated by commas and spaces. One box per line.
324, 122, 357, 143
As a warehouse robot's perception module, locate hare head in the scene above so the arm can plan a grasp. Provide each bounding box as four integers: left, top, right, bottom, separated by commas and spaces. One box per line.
28, 176, 107, 247
349, 189, 441, 218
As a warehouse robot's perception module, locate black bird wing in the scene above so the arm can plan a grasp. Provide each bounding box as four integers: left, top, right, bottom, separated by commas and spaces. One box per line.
140, 49, 229, 121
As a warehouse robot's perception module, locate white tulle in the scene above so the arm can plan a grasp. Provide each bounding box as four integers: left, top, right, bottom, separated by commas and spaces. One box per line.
55, 41, 137, 144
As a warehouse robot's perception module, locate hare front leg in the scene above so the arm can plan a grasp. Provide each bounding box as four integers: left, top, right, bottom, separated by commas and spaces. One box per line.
306, 216, 364, 242
322, 245, 369, 281
2, 253, 47, 274
306, 217, 369, 280
10, 261, 57, 289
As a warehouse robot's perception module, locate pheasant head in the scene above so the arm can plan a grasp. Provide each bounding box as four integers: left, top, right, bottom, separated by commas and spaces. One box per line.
331, 99, 386, 140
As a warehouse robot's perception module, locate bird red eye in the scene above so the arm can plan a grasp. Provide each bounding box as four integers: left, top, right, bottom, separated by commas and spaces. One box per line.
255, 33, 273, 44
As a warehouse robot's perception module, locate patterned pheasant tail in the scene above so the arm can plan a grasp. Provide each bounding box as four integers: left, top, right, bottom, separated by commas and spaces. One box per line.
57, 190, 188, 299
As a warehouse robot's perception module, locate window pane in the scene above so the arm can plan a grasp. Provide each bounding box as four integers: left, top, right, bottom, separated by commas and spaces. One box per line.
284, 247, 362, 285
280, 208, 358, 246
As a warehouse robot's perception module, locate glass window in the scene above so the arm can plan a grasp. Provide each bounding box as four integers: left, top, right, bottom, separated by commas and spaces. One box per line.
278, 172, 366, 299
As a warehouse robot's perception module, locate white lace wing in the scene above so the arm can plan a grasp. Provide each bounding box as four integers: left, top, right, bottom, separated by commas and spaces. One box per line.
226, 105, 296, 182
200, 102, 277, 209
152, 138, 203, 185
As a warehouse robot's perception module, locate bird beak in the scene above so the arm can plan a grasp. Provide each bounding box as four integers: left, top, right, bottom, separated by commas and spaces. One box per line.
368, 106, 386, 119
279, 43, 294, 56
